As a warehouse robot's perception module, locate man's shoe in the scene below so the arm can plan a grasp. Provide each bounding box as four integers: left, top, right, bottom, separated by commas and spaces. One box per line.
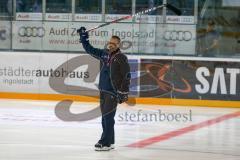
95, 143, 111, 151
95, 142, 101, 148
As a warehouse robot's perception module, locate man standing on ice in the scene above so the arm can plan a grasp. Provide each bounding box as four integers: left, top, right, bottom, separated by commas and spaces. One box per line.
78, 27, 131, 151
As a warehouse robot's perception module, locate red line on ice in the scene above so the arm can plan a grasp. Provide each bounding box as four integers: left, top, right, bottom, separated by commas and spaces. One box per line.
126, 111, 240, 148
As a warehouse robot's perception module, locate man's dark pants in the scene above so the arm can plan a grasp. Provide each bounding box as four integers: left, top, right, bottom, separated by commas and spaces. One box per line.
98, 91, 118, 146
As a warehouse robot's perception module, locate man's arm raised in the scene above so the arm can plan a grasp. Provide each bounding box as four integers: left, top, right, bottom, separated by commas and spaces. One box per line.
78, 27, 104, 60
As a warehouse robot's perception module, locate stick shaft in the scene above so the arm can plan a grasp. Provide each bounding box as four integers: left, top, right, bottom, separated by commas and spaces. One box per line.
86, 4, 164, 32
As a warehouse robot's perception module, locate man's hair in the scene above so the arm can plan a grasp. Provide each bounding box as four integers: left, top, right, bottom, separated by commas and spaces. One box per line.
111, 35, 121, 43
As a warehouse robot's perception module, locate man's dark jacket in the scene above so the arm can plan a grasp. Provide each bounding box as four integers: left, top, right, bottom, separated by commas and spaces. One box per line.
80, 36, 131, 96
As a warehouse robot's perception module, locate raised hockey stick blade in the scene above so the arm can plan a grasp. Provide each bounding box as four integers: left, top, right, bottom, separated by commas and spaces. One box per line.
166, 3, 182, 16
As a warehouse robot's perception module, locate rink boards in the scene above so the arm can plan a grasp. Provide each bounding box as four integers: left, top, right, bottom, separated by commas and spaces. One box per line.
0, 51, 240, 108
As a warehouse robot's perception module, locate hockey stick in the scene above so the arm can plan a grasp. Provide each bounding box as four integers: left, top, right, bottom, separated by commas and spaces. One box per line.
83, 3, 181, 33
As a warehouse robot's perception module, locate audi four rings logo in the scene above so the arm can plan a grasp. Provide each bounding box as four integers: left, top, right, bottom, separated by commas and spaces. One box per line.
18, 27, 45, 37
163, 30, 192, 41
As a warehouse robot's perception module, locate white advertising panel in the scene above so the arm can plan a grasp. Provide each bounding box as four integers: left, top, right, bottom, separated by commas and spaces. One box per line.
0, 52, 100, 94
166, 16, 195, 24
75, 14, 102, 22
12, 21, 44, 50
154, 24, 196, 55
12, 21, 196, 55
46, 13, 72, 21
16, 13, 43, 20
0, 21, 11, 49
135, 15, 162, 23
105, 14, 132, 22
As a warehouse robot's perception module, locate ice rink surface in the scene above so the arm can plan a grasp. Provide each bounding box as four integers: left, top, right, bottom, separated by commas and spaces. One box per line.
0, 99, 239, 160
